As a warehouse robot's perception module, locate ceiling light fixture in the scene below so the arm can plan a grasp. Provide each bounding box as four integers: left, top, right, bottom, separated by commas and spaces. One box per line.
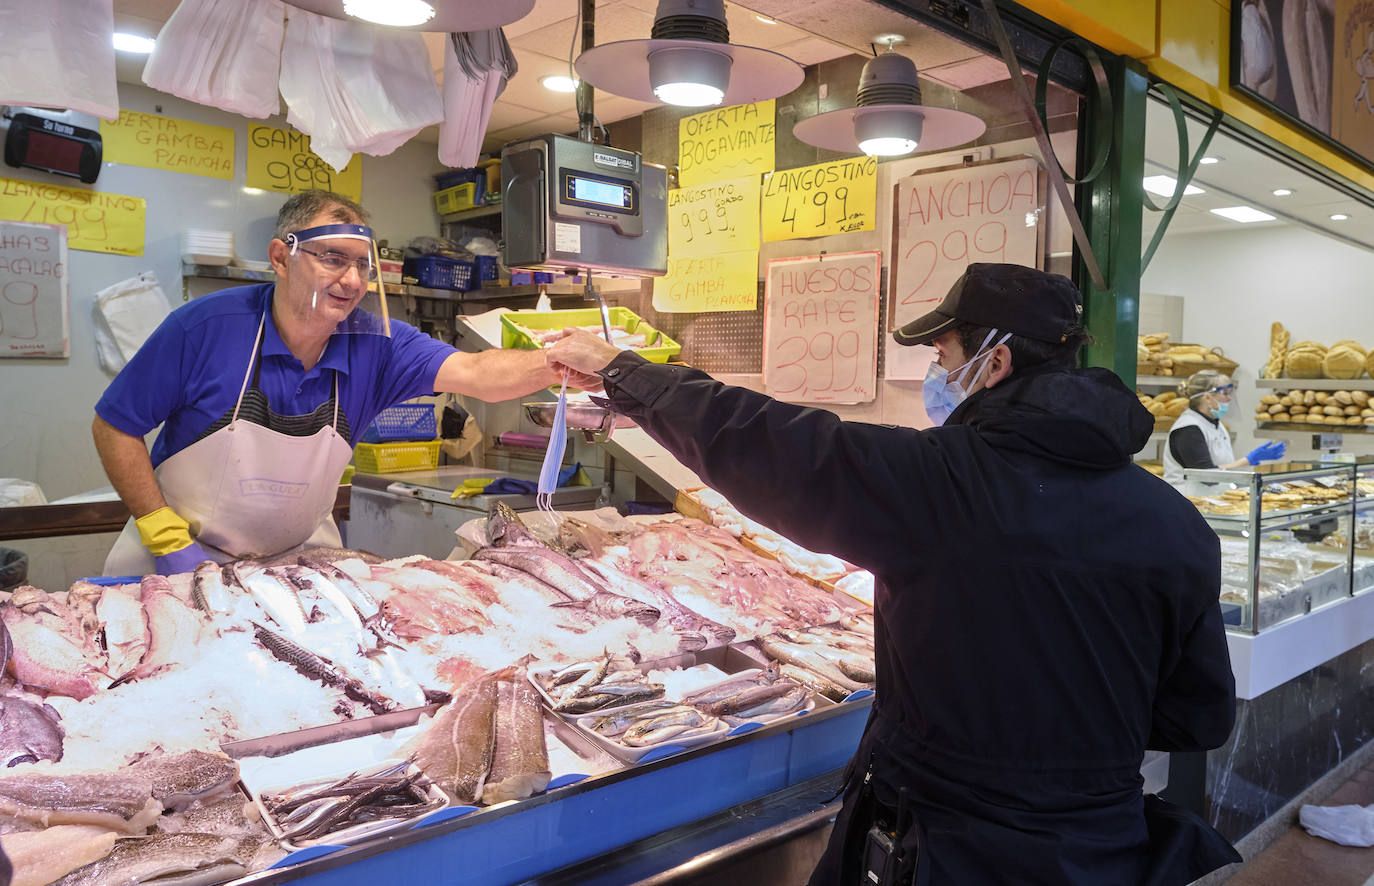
1199, 156, 1221, 165
1143, 175, 1204, 198
1210, 206, 1275, 223
756, 15, 776, 24
541, 75, 579, 93
575, 0, 804, 108
1331, 213, 1350, 221
1272, 188, 1293, 196
791, 40, 985, 157
342, 0, 436, 27
282, 0, 530, 32
112, 33, 156, 54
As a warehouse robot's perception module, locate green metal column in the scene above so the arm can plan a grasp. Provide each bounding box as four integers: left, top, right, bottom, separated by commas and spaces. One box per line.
1081, 57, 1147, 384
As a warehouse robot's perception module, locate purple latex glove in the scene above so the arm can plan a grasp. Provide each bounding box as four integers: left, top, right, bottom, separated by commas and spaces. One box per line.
154, 541, 211, 576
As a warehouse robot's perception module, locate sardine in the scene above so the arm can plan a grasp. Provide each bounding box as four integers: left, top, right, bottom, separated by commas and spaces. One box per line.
252, 623, 395, 715
482, 673, 551, 804
0, 695, 63, 768
52, 832, 248, 886
555, 655, 610, 704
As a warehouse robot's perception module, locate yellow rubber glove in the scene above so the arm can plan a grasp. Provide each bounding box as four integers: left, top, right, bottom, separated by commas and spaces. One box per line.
134, 506, 196, 556
451, 478, 495, 500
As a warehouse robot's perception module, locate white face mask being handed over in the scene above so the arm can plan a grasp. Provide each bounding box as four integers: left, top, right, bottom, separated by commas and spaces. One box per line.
922, 328, 1011, 426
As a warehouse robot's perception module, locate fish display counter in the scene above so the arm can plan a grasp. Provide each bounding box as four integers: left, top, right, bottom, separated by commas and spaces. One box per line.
0, 497, 880, 885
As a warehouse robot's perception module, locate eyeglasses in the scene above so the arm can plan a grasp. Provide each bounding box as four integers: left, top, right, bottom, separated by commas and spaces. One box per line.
295, 245, 376, 281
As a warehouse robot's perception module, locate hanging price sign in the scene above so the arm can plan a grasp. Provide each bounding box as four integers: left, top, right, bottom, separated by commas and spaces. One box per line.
760, 156, 877, 242
667, 175, 760, 258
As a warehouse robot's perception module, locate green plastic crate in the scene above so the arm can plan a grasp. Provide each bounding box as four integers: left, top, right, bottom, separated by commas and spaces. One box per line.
500, 307, 682, 363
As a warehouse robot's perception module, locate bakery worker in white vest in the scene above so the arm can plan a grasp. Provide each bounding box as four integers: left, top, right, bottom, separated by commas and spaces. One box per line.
1162, 369, 1286, 487
92, 190, 598, 577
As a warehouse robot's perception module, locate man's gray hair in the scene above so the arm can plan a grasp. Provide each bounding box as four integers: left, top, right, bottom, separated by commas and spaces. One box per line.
273, 190, 369, 241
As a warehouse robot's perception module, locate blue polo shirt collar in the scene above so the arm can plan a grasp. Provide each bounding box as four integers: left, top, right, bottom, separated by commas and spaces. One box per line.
261, 292, 352, 378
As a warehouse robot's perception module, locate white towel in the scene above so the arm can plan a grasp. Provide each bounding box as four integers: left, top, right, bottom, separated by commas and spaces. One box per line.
92, 272, 171, 375
0, 0, 118, 119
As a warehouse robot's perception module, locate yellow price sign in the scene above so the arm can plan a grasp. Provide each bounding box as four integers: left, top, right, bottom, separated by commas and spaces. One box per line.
0, 178, 145, 256
246, 124, 362, 201
678, 100, 775, 188
761, 156, 878, 242
100, 110, 234, 179
652, 250, 758, 313
667, 175, 760, 258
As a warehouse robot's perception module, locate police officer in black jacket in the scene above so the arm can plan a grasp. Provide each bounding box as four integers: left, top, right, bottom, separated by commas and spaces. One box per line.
547, 263, 1240, 885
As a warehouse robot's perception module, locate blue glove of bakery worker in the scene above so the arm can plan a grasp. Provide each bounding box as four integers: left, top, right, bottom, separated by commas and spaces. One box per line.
154, 541, 212, 576
1246, 440, 1287, 465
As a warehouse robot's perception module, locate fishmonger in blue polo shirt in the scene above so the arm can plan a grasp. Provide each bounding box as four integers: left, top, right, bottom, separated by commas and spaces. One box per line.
92, 190, 592, 576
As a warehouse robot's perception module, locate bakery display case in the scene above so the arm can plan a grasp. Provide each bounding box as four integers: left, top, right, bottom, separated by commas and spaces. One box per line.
1181, 463, 1357, 633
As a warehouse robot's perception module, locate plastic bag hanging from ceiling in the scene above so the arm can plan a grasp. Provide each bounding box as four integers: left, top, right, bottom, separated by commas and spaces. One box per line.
438, 30, 517, 168
0, 0, 118, 119
279, 8, 444, 173
142, 0, 285, 119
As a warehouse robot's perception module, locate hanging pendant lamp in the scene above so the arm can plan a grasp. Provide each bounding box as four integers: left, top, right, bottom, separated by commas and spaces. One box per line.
793, 46, 985, 156
575, 0, 804, 107
280, 0, 534, 32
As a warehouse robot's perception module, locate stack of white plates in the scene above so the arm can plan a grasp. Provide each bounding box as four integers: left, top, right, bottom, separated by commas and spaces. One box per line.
183, 229, 235, 266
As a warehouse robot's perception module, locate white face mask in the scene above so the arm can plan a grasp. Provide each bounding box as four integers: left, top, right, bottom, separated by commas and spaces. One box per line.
922, 329, 1010, 426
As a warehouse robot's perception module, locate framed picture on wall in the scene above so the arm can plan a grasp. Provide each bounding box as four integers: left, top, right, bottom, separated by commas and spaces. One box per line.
1231, 0, 1374, 169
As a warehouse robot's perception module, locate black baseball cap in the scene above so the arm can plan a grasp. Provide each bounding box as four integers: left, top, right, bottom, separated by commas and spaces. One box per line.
893, 263, 1084, 346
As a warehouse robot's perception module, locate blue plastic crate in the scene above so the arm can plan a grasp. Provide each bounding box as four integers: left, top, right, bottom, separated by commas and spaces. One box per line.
404, 256, 474, 291
473, 255, 498, 286
434, 168, 482, 190
361, 404, 437, 443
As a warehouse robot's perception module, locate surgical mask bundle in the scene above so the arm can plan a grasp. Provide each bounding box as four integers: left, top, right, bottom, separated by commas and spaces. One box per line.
537, 374, 570, 518
922, 329, 1011, 426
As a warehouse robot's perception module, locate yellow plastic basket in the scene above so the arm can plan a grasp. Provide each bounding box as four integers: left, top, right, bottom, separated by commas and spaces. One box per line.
434, 183, 477, 215
354, 440, 441, 473
501, 307, 682, 363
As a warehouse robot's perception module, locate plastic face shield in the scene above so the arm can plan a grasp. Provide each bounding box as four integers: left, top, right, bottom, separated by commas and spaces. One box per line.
284, 223, 391, 337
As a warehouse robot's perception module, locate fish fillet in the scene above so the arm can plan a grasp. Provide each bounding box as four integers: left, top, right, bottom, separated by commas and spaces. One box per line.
1, 824, 119, 886
482, 673, 551, 804
117, 577, 203, 683
52, 832, 246, 886
0, 771, 162, 833
412, 671, 501, 804
1, 608, 100, 700
96, 587, 147, 679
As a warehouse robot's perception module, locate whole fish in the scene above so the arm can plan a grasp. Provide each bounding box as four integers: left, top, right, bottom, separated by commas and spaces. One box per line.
621, 707, 708, 745
708, 684, 808, 719
191, 561, 235, 615
778, 663, 854, 703
839, 612, 874, 637
482, 673, 551, 804
232, 565, 308, 636
682, 670, 780, 708
282, 567, 363, 632
623, 721, 720, 747
251, 623, 395, 715
758, 636, 868, 694
475, 547, 660, 624
486, 501, 568, 552
589, 700, 682, 738
311, 562, 382, 619
0, 695, 63, 767
52, 832, 248, 886
553, 656, 610, 705
582, 559, 734, 648
129, 751, 239, 812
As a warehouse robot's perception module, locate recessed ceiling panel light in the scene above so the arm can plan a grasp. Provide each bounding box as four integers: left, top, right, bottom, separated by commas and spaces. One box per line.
541, 75, 579, 93
1272, 188, 1293, 196
1331, 213, 1350, 221
112, 33, 156, 53
1210, 206, 1275, 223
1143, 175, 1204, 197
1198, 156, 1221, 164
756, 15, 776, 24
342, 0, 435, 27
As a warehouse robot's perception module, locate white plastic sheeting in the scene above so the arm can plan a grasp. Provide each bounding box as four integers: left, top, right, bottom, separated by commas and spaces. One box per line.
0, 0, 119, 119
92, 271, 171, 376
142, 0, 286, 119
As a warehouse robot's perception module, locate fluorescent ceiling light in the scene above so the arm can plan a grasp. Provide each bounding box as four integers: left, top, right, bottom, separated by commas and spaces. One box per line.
541, 75, 579, 93
1210, 206, 1275, 223
1272, 188, 1293, 196
112, 32, 156, 53
342, 0, 435, 27
1142, 175, 1203, 197
1199, 156, 1221, 164
756, 15, 776, 23
242, 187, 263, 195
1331, 213, 1350, 221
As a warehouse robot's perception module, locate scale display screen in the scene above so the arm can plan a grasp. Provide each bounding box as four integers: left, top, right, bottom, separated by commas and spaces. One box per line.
562, 170, 636, 212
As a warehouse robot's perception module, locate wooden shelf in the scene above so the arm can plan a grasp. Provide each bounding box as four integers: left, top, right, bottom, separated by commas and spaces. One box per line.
1256, 421, 1373, 434
1255, 378, 1374, 390
439, 204, 502, 224
1137, 375, 1181, 387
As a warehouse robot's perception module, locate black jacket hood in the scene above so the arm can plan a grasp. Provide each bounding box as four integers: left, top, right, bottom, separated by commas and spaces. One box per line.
950, 365, 1153, 470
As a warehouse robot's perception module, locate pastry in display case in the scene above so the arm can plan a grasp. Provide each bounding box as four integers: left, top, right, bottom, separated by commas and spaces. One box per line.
1181, 463, 1358, 632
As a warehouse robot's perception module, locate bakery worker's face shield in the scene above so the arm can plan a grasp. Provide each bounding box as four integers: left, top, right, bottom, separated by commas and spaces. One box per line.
282, 223, 390, 337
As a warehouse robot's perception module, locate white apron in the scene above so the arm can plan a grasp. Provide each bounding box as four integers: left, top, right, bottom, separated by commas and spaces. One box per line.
104, 315, 355, 575
1162, 407, 1235, 489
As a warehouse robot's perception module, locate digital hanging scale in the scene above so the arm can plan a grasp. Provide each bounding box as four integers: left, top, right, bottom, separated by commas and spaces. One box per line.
4, 113, 103, 184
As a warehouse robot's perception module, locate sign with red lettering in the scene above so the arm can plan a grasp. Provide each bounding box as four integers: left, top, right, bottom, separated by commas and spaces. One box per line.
763, 251, 879, 404
0, 220, 68, 358
887, 157, 1041, 379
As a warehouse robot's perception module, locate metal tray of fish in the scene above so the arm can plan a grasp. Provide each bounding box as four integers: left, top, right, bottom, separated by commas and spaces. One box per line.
254, 759, 450, 851
528, 658, 670, 719
680, 668, 817, 729
569, 702, 732, 764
